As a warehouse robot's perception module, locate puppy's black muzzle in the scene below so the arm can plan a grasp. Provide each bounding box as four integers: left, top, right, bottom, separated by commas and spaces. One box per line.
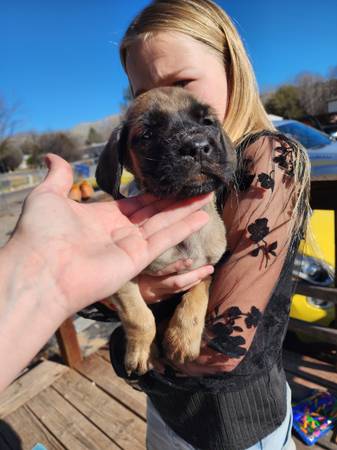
142, 122, 234, 199
179, 136, 213, 160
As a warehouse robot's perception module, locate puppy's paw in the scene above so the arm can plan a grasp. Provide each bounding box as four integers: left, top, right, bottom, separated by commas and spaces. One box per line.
163, 323, 202, 364
125, 339, 157, 376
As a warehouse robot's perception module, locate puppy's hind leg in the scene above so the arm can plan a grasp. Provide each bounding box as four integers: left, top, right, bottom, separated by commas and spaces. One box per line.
112, 280, 157, 375
163, 277, 211, 364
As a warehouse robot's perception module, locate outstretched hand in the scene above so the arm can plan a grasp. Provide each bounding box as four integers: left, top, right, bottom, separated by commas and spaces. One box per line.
8, 154, 211, 316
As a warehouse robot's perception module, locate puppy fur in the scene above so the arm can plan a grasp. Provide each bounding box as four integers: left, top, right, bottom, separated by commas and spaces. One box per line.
96, 87, 235, 374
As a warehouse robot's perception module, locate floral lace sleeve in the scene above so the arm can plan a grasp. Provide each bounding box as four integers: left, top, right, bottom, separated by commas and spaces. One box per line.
170, 132, 310, 376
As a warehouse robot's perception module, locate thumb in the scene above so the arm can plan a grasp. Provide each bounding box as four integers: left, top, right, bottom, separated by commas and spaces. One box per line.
39, 153, 74, 196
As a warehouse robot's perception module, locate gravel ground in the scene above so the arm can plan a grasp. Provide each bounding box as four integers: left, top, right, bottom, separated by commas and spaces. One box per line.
0, 196, 22, 247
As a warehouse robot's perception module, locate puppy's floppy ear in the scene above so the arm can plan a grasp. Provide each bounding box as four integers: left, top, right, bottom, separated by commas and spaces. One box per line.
95, 124, 128, 199
220, 130, 236, 172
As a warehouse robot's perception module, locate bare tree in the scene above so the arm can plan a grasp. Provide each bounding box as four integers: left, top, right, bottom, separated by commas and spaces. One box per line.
328, 65, 337, 80
294, 71, 337, 115
294, 72, 323, 115
38, 132, 82, 162
0, 96, 20, 154
0, 95, 23, 172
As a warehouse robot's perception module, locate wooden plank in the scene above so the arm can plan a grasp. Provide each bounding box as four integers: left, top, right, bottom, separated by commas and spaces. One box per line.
2, 405, 65, 450
27, 387, 118, 450
76, 353, 147, 420
0, 360, 69, 418
311, 177, 337, 210
97, 347, 110, 363
294, 281, 337, 304
55, 318, 82, 368
311, 175, 337, 182
283, 350, 337, 392
53, 370, 146, 450
286, 371, 327, 405
288, 318, 337, 345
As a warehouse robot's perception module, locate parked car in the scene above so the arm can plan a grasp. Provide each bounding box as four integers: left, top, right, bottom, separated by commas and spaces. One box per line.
273, 118, 337, 176
272, 118, 336, 333
298, 113, 337, 139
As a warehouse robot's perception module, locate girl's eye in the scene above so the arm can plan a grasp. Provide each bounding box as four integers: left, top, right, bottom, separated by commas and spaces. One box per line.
173, 80, 192, 88
203, 117, 215, 126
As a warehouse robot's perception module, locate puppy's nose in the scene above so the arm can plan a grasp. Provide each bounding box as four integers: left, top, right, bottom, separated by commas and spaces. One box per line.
181, 139, 212, 159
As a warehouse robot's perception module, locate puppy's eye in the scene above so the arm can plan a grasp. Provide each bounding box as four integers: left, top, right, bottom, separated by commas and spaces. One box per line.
203, 117, 216, 126
140, 130, 152, 140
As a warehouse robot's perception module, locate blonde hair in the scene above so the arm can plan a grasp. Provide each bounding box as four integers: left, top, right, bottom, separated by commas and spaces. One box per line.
120, 0, 274, 143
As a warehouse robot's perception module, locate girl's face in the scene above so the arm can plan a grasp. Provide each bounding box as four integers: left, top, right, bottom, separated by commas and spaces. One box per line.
126, 31, 228, 123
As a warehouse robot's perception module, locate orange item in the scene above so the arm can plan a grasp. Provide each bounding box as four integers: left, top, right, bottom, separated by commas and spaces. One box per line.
68, 184, 82, 202
80, 180, 94, 201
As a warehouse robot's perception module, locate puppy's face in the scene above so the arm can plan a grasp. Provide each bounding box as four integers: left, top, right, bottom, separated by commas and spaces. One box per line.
96, 87, 235, 199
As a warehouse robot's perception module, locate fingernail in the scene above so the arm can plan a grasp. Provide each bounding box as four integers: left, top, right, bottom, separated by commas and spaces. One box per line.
208, 266, 215, 274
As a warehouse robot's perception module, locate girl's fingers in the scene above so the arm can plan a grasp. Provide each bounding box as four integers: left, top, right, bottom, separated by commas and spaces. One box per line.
117, 194, 171, 217
165, 265, 214, 292
145, 210, 209, 260
153, 259, 193, 276
140, 264, 214, 303
118, 192, 211, 227
139, 194, 212, 239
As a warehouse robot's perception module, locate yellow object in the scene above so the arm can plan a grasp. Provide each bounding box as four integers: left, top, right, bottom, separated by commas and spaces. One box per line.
290, 294, 334, 325
290, 210, 335, 327
121, 170, 134, 185
300, 210, 335, 267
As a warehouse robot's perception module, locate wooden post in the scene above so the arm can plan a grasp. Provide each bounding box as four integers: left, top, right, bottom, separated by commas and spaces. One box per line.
334, 209, 337, 370
55, 318, 82, 368
310, 175, 337, 369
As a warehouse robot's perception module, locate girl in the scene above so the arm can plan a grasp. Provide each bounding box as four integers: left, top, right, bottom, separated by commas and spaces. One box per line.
108, 1, 310, 448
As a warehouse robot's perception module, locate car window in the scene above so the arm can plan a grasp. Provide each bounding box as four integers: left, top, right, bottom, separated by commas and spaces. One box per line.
275, 122, 332, 149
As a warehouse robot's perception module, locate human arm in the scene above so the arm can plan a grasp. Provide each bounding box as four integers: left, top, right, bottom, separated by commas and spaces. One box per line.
167, 132, 310, 376
0, 154, 211, 391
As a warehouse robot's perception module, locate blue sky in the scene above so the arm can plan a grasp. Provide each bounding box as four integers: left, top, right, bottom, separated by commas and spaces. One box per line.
1, 0, 336, 133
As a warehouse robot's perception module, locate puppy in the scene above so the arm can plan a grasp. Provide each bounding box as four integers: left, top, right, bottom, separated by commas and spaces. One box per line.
96, 87, 235, 375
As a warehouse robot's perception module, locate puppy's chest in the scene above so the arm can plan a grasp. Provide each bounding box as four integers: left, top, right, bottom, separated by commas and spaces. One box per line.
145, 202, 227, 274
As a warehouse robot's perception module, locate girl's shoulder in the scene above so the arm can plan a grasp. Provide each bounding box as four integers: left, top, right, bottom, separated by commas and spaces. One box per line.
236, 129, 308, 165
230, 128, 311, 240
234, 128, 310, 189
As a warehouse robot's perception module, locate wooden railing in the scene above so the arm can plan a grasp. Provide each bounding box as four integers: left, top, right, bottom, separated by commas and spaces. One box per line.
55, 175, 337, 368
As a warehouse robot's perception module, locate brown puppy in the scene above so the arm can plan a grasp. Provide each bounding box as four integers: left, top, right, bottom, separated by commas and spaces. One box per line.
96, 87, 235, 375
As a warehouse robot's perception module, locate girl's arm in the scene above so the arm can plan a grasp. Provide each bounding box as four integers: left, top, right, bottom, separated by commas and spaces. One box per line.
175, 132, 310, 375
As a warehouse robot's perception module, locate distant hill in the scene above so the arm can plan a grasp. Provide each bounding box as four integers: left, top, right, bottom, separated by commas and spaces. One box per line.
10, 113, 121, 149
70, 114, 121, 145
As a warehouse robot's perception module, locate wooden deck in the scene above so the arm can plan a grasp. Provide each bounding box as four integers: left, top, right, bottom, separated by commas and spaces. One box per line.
0, 348, 146, 450
1, 347, 337, 450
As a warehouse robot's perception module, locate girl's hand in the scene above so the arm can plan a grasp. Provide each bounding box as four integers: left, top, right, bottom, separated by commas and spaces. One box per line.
138, 260, 214, 303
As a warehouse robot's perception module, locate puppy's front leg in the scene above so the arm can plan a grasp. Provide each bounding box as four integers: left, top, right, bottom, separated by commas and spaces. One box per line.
163, 277, 211, 364
112, 280, 156, 375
